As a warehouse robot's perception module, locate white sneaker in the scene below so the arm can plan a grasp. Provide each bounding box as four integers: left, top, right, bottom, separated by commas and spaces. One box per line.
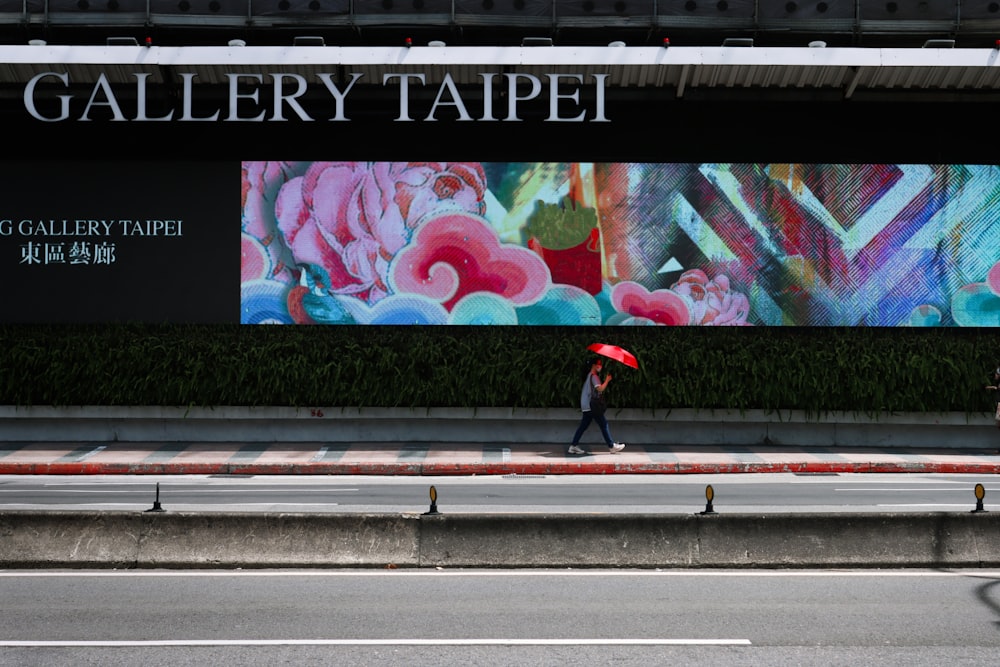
610, 442, 626, 453
567, 445, 586, 455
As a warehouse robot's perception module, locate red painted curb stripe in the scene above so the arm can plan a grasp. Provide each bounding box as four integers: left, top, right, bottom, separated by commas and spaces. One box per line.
0, 461, 998, 475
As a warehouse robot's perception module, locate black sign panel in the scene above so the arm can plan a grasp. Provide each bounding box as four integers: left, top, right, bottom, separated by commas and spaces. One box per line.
0, 160, 235, 323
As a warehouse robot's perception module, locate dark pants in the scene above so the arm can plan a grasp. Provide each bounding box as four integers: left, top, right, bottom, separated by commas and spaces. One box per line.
571, 410, 614, 447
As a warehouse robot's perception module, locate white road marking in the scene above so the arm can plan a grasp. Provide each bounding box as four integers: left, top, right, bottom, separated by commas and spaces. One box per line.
1, 569, 997, 577
836, 488, 994, 492
0, 504, 344, 510
0, 639, 750, 647
22, 488, 360, 493
876, 503, 980, 507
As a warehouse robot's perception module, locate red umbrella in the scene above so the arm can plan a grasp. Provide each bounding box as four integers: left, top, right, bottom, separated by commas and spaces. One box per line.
587, 343, 638, 369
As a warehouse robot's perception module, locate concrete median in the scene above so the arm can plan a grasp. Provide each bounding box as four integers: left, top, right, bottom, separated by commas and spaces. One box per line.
0, 511, 421, 569
2, 511, 1000, 569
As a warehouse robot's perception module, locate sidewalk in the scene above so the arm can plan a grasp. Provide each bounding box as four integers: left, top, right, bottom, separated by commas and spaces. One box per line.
2, 441, 999, 475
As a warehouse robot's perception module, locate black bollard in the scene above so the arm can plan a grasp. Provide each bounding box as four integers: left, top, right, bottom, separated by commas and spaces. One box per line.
700, 484, 716, 515
422, 485, 440, 515
971, 483, 988, 513
145, 482, 166, 513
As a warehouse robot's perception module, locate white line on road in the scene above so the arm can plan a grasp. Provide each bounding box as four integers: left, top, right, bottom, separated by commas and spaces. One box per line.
836, 488, 994, 492
16, 489, 361, 494
0, 639, 752, 647
2, 569, 998, 577
876, 503, 980, 507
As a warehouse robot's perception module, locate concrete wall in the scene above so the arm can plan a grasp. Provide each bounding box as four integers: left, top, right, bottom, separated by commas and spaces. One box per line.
3, 511, 998, 569
1, 406, 997, 449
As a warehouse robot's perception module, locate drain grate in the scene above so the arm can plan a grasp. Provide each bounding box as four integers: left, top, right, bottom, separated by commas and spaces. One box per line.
793, 472, 839, 476
503, 474, 546, 479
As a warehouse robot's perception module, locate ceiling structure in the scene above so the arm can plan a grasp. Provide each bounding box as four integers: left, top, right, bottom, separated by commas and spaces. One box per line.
2, 0, 1000, 49
3, 42, 1000, 103
0, 0, 997, 105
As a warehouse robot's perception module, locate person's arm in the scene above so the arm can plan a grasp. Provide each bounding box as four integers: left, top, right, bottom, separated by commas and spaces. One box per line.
598, 374, 612, 392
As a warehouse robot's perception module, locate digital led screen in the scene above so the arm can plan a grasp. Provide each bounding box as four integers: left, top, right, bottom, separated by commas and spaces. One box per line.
0, 161, 235, 323
241, 161, 1000, 327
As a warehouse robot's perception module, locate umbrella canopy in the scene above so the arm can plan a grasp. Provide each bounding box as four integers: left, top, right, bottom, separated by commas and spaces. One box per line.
587, 343, 638, 369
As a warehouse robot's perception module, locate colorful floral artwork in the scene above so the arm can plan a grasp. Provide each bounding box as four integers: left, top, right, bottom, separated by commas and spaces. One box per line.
241, 161, 1000, 326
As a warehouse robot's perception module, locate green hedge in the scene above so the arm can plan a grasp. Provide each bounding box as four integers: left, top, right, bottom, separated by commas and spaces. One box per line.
1, 324, 998, 416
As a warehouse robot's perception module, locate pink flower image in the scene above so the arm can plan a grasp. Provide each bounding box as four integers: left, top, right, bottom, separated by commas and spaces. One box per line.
988, 260, 1000, 296
242, 161, 307, 283
671, 269, 752, 326
611, 281, 691, 325
906, 304, 943, 326
241, 233, 270, 283
274, 162, 487, 304
390, 211, 551, 311
944, 260, 1000, 326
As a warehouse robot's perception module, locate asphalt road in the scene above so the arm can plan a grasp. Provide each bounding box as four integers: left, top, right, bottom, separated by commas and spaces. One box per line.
0, 569, 998, 666
1, 472, 998, 513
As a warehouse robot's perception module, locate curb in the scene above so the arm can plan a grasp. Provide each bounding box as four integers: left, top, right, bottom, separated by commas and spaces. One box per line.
3, 460, 999, 476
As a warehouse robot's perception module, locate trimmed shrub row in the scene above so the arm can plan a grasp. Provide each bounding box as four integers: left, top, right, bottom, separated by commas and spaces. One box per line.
1, 324, 998, 417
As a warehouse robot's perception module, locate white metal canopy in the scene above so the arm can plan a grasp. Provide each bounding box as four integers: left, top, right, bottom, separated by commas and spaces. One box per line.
2, 43, 1000, 100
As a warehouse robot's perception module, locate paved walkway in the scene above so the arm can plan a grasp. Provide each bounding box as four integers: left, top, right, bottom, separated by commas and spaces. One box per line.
1, 441, 999, 475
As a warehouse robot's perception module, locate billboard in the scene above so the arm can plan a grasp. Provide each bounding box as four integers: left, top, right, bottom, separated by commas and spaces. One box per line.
3, 159, 996, 326
242, 161, 1000, 327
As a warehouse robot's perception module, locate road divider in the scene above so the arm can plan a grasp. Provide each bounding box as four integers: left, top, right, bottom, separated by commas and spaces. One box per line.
3, 511, 999, 569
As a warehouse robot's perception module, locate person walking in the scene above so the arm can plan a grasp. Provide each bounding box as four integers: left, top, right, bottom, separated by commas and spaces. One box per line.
986, 365, 1000, 430
567, 356, 625, 456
